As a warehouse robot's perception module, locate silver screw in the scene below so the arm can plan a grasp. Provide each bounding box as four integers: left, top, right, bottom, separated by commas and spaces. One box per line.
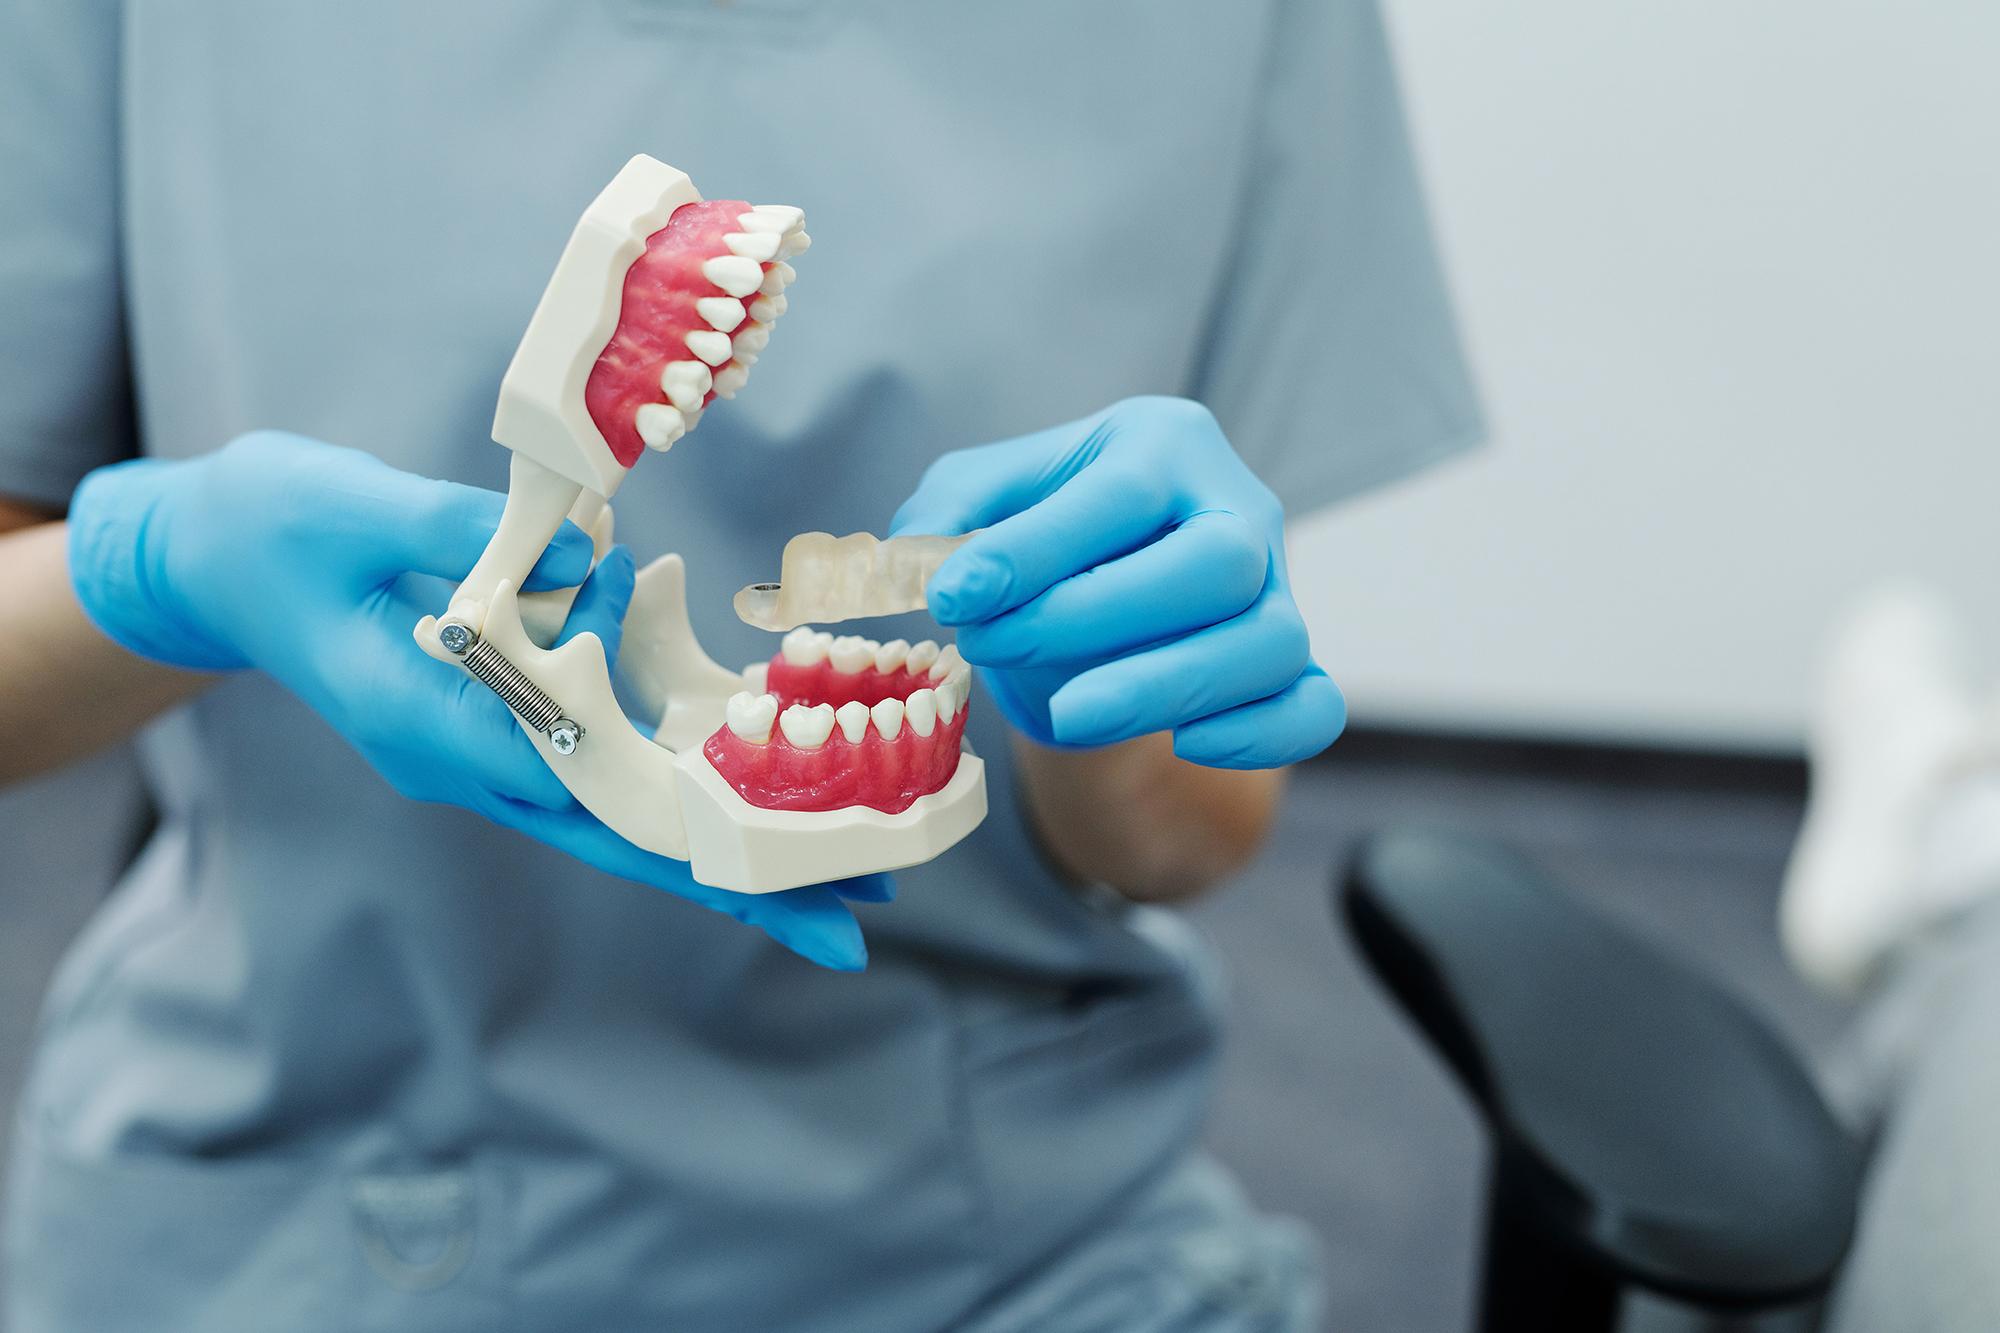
438, 622, 473, 656
549, 720, 581, 755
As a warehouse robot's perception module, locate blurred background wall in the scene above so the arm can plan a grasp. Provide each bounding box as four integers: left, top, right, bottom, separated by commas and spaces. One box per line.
1293, 0, 1999, 750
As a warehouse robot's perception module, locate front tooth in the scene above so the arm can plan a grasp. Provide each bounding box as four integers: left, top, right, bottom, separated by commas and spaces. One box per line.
905, 688, 938, 737
928, 644, 964, 682
835, 700, 871, 744
696, 296, 747, 332
712, 362, 750, 400
659, 359, 712, 412
702, 254, 765, 298
634, 402, 685, 451
685, 329, 733, 367
748, 205, 805, 232
829, 635, 873, 673
748, 293, 789, 323
779, 702, 837, 749
760, 261, 796, 296
724, 231, 784, 262
782, 626, 827, 665
870, 697, 905, 740
733, 322, 771, 357
907, 640, 940, 676
725, 691, 778, 744
874, 639, 910, 673
777, 230, 812, 259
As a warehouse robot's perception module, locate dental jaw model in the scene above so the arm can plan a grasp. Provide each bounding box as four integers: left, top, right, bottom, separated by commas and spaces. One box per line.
416, 155, 986, 893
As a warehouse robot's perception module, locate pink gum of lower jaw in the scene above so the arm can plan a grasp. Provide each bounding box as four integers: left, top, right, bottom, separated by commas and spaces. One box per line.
583, 198, 760, 467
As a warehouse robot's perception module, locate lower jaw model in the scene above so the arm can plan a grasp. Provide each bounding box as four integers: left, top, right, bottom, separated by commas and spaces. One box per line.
413, 155, 986, 894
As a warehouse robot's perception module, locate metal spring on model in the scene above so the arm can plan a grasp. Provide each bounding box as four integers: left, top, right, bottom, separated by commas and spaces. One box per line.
460, 637, 565, 734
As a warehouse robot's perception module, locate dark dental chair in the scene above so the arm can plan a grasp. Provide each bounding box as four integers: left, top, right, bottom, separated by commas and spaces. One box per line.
1340, 828, 1862, 1333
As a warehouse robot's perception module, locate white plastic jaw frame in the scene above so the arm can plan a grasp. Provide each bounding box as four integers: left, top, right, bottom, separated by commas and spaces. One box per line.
414, 155, 987, 893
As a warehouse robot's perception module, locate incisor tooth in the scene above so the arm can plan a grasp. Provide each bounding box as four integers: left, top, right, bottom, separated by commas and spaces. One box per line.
634, 403, 685, 451
696, 296, 747, 332
702, 254, 764, 298
712, 362, 750, 400
726, 691, 778, 743
748, 293, 788, 323
905, 688, 938, 737
870, 697, 905, 740
685, 329, 733, 367
779, 703, 837, 749
760, 262, 796, 296
928, 644, 964, 682
781, 626, 826, 665
724, 231, 784, 262
733, 323, 771, 357
750, 204, 805, 231
874, 639, 910, 673
829, 635, 873, 674
835, 701, 871, 744
907, 641, 940, 676
659, 359, 712, 412
777, 230, 811, 259
935, 678, 959, 724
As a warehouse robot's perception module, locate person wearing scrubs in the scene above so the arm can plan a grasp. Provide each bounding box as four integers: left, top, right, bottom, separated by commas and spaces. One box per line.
0, 3, 1479, 1329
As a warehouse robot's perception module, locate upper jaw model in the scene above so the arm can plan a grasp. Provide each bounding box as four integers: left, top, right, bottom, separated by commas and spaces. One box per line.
415, 155, 985, 893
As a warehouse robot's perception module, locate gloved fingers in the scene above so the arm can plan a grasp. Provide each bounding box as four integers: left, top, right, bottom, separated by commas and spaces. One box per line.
953, 510, 1267, 668
888, 414, 1108, 539
832, 873, 897, 903
430, 672, 581, 810
478, 795, 869, 970
1170, 663, 1347, 769
1045, 589, 1312, 747
325, 461, 594, 591
555, 545, 637, 672
921, 458, 1186, 627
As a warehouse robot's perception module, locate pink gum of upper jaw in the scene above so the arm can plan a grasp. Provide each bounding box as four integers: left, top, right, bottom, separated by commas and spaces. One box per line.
584, 198, 758, 467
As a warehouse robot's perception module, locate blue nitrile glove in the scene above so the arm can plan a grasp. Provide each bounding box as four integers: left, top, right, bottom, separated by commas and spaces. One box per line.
891, 397, 1344, 768
69, 432, 882, 969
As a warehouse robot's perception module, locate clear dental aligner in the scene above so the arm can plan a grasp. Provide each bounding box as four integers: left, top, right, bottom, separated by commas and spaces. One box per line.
707, 634, 973, 813
733, 531, 974, 633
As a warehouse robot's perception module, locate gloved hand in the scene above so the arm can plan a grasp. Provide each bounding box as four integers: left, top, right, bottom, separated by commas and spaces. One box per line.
69, 431, 881, 969
891, 396, 1343, 768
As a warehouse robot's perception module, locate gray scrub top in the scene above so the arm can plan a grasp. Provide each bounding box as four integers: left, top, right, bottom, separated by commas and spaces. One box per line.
0, 2, 1480, 1329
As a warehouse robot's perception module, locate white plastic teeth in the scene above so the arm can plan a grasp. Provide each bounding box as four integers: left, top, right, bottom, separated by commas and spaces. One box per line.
696, 296, 747, 332
634, 402, 687, 452
702, 254, 765, 298
733, 323, 771, 358
870, 697, 906, 740
779, 702, 837, 749
724, 231, 784, 262
778, 231, 811, 260
738, 205, 804, 234
835, 700, 871, 744
874, 639, 910, 673
780, 626, 827, 666
828, 635, 874, 674
726, 691, 779, 744
760, 262, 795, 297
928, 644, 964, 683
742, 661, 770, 692
659, 359, 712, 412
685, 329, 733, 367
934, 674, 961, 724
906, 640, 941, 676
748, 293, 789, 324
905, 688, 939, 737
712, 363, 751, 400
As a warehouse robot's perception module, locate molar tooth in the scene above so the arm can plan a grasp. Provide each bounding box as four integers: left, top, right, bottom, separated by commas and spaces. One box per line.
679, 406, 704, 435
874, 639, 910, 673
905, 688, 938, 737
781, 626, 827, 666
634, 403, 685, 452
835, 700, 871, 744
725, 691, 778, 744
659, 359, 712, 412
702, 254, 765, 298
870, 697, 905, 740
748, 293, 789, 323
779, 702, 837, 749
928, 644, 964, 682
724, 231, 784, 262
760, 261, 796, 296
829, 635, 873, 674
907, 640, 940, 676
749, 204, 805, 232
696, 296, 747, 332
684, 329, 733, 366
814, 630, 834, 655
733, 322, 771, 357
777, 230, 812, 259
712, 362, 750, 400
